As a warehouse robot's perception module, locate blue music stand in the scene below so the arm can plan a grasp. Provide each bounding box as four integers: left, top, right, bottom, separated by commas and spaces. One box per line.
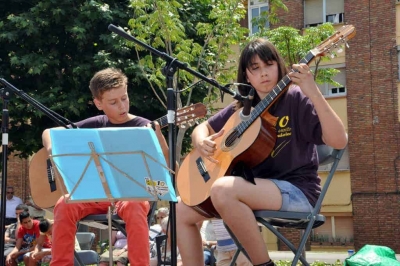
49, 127, 177, 203
49, 127, 177, 265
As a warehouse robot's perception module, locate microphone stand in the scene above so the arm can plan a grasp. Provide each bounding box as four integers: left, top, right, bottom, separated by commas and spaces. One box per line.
0, 78, 75, 264
107, 24, 247, 266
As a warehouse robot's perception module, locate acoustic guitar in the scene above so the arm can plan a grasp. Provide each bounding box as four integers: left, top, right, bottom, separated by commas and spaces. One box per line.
177, 25, 356, 218
29, 103, 207, 209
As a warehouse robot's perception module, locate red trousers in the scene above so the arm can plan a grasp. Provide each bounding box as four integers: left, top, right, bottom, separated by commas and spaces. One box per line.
50, 196, 150, 266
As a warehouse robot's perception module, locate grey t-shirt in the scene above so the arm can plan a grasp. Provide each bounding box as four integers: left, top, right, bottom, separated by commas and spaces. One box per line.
208, 86, 324, 206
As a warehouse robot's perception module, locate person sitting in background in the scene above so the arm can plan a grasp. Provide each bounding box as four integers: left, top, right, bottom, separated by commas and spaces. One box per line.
157, 216, 182, 266
99, 230, 128, 266
5, 211, 50, 266
3, 186, 23, 226
211, 219, 252, 266
200, 220, 217, 266
4, 204, 29, 257
155, 207, 169, 225
25, 219, 53, 265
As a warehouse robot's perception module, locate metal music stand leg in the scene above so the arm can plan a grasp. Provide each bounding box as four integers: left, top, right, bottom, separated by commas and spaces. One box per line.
108, 206, 113, 265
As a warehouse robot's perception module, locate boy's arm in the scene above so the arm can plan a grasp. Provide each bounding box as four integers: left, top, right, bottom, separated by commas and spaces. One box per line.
33, 234, 45, 253
42, 127, 63, 153
7, 238, 23, 257
4, 226, 16, 244
148, 123, 180, 172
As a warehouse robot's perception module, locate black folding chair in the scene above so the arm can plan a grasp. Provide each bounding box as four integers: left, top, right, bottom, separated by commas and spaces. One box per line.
227, 145, 346, 266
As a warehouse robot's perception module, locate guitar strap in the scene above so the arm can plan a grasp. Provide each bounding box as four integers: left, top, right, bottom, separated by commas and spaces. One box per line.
231, 161, 256, 185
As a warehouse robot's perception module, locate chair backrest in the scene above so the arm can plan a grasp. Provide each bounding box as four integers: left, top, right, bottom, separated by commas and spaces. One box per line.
76, 232, 95, 250
314, 145, 346, 214
316, 145, 335, 166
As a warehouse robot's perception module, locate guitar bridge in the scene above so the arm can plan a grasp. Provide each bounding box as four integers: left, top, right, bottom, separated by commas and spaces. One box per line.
46, 159, 57, 192
196, 157, 210, 183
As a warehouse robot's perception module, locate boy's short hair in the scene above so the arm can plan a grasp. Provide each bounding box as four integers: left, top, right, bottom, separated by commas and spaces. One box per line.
16, 204, 29, 212
19, 211, 30, 222
89, 68, 128, 99
39, 219, 51, 233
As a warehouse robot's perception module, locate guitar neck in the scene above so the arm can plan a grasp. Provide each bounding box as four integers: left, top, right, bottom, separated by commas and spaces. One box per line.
237, 51, 316, 135
155, 115, 168, 129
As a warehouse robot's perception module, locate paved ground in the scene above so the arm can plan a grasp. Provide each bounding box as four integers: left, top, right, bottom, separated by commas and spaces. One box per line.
269, 251, 400, 264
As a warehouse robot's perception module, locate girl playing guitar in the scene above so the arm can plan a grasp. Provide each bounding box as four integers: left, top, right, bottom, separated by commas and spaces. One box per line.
176, 38, 348, 266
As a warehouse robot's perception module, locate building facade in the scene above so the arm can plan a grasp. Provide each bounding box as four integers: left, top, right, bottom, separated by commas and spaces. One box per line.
257, 0, 400, 252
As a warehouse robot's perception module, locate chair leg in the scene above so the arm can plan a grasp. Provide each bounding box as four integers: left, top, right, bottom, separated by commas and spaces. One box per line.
223, 223, 252, 265
260, 221, 309, 266
291, 217, 315, 266
230, 249, 240, 266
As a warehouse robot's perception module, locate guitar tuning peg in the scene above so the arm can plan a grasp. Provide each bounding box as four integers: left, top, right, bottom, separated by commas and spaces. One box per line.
330, 53, 335, 59
337, 47, 343, 53
345, 41, 350, 48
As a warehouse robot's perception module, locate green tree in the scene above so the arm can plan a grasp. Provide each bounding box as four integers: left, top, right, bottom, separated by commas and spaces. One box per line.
0, 0, 160, 157
127, 0, 248, 160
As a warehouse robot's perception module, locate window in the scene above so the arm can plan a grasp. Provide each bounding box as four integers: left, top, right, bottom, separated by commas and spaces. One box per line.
316, 67, 347, 97
248, 0, 269, 35
312, 216, 353, 244
304, 0, 344, 27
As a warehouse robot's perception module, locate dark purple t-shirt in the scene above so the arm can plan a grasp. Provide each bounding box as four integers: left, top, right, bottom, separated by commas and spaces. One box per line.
208, 86, 324, 206
73, 115, 150, 129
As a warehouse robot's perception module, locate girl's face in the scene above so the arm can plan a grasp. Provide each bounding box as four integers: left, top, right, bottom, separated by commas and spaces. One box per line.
245, 55, 279, 99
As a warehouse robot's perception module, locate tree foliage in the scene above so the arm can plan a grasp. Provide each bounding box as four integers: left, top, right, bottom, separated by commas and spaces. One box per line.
0, 0, 162, 157
127, 0, 249, 159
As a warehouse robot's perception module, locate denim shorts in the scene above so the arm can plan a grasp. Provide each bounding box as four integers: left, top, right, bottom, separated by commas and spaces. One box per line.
269, 179, 313, 212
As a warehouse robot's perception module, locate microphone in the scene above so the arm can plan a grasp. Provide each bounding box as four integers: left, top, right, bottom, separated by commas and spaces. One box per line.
239, 87, 255, 121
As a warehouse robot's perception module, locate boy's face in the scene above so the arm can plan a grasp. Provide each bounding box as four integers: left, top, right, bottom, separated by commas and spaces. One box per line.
94, 85, 130, 124
21, 217, 34, 230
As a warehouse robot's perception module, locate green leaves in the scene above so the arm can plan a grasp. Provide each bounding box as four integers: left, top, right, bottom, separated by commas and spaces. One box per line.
0, 0, 141, 157
260, 23, 340, 87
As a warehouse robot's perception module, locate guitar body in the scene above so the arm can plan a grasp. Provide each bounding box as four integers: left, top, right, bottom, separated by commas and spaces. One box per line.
29, 148, 66, 209
177, 109, 277, 218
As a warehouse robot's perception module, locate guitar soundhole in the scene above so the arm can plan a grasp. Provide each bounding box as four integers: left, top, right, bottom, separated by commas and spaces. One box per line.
225, 130, 239, 148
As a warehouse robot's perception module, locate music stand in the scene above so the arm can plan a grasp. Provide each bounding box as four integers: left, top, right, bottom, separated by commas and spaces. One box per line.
49, 127, 177, 264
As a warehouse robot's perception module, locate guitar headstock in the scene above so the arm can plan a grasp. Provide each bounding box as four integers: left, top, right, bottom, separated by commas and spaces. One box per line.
176, 103, 207, 128
311, 24, 356, 57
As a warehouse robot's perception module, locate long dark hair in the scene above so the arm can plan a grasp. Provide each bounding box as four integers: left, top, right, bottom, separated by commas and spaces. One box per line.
235, 38, 288, 110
